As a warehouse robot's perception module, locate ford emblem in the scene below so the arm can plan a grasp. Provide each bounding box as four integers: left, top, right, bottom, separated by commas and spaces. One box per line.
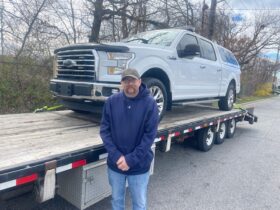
63, 59, 76, 67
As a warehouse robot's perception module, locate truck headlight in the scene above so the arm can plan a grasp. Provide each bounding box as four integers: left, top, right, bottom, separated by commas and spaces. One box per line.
53, 55, 58, 78
107, 52, 134, 75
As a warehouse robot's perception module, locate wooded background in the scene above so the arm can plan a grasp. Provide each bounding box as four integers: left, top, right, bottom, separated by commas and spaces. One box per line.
0, 0, 279, 114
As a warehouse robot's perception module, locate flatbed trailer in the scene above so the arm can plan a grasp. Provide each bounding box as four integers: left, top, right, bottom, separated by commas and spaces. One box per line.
0, 105, 257, 209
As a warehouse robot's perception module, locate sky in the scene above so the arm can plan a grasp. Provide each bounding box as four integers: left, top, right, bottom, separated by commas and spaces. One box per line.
226, 0, 280, 10
199, 0, 280, 10
197, 0, 280, 62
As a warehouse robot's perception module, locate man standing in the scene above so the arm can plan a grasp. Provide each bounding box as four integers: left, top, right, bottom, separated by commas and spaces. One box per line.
100, 68, 159, 210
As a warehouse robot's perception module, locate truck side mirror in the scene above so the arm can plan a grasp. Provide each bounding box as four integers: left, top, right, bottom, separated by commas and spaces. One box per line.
181, 44, 200, 57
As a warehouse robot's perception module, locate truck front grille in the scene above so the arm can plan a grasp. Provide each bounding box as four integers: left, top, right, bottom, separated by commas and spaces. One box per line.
56, 49, 96, 81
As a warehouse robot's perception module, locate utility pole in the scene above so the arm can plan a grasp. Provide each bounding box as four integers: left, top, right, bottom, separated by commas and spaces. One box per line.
0, 0, 4, 55
201, 0, 208, 36
273, 45, 280, 90
208, 0, 217, 40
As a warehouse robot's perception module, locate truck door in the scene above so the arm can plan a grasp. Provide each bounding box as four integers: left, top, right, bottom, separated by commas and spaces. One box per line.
175, 34, 204, 100
197, 38, 222, 96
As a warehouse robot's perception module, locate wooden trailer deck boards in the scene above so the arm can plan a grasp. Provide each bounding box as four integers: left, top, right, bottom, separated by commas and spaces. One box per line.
0, 104, 257, 190
0, 111, 103, 172
0, 105, 248, 173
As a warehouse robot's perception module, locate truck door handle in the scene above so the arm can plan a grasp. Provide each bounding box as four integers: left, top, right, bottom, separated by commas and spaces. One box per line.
168, 56, 177, 60
217, 69, 222, 72
200, 65, 206, 69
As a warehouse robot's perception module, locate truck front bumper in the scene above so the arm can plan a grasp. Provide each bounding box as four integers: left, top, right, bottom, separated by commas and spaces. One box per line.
50, 79, 121, 101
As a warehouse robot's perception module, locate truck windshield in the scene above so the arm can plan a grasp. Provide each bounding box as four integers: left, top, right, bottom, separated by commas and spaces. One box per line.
122, 30, 179, 47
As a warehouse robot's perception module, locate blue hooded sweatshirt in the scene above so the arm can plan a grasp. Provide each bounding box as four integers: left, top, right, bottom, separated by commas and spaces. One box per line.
100, 83, 159, 175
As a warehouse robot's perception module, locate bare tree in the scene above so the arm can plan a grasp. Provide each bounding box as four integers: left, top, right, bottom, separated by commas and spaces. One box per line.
86, 0, 167, 43
48, 0, 82, 44
14, 0, 49, 58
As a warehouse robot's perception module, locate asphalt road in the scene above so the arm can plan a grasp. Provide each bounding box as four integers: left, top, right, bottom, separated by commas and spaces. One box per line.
3, 96, 280, 210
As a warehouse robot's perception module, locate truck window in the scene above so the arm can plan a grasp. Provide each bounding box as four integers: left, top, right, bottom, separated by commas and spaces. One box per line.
199, 39, 217, 61
218, 46, 239, 66
176, 34, 199, 58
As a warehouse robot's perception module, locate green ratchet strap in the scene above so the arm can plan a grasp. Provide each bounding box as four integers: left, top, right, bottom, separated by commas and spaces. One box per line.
34, 105, 63, 113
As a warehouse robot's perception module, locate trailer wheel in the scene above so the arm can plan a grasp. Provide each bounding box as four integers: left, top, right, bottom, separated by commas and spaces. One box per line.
197, 127, 215, 152
215, 122, 226, 144
142, 77, 167, 121
158, 140, 168, 152
226, 119, 236, 138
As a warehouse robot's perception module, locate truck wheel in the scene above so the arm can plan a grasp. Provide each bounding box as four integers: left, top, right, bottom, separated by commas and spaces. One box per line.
215, 122, 226, 144
197, 127, 215, 152
226, 119, 236, 138
218, 83, 235, 111
142, 78, 167, 121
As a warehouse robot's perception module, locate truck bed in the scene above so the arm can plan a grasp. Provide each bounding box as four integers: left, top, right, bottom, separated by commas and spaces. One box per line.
0, 104, 249, 174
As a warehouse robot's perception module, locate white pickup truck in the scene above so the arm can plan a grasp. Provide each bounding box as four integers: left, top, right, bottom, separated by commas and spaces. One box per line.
50, 28, 240, 119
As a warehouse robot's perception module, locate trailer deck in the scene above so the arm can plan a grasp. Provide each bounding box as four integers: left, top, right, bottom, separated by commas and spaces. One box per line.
0, 105, 257, 189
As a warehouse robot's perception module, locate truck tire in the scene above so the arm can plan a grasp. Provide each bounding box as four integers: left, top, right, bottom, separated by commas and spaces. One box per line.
226, 119, 236, 138
197, 127, 215, 152
218, 83, 235, 111
142, 77, 167, 121
215, 122, 226, 144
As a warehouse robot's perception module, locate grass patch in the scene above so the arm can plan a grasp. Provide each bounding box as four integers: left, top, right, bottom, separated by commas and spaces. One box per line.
236, 95, 273, 104
211, 94, 274, 108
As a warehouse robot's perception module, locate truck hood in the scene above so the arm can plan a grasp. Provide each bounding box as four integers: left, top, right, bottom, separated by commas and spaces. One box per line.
111, 41, 169, 51
54, 42, 170, 54
54, 43, 129, 54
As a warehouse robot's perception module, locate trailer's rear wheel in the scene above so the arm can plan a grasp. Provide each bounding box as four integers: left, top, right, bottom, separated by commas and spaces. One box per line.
158, 140, 168, 152
197, 127, 215, 152
215, 122, 226, 144
226, 119, 236, 138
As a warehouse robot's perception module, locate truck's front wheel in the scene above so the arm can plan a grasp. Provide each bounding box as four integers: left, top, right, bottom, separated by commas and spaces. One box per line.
142, 78, 167, 121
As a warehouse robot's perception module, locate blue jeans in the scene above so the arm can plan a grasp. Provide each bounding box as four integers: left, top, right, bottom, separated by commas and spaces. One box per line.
108, 168, 150, 210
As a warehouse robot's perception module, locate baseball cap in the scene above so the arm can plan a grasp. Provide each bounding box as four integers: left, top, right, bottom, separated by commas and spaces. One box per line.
121, 68, 140, 81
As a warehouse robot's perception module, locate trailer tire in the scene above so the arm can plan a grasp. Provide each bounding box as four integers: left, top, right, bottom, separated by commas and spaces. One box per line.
158, 140, 168, 152
226, 119, 236, 138
142, 77, 167, 121
215, 122, 226, 144
197, 127, 215, 152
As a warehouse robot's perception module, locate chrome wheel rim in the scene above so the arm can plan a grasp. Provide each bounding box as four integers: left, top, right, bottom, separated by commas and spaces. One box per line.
227, 89, 234, 108
149, 86, 164, 115
219, 123, 226, 139
206, 128, 214, 146
229, 119, 236, 134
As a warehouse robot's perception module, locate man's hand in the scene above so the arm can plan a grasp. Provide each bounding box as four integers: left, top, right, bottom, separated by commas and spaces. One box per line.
117, 156, 130, 171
